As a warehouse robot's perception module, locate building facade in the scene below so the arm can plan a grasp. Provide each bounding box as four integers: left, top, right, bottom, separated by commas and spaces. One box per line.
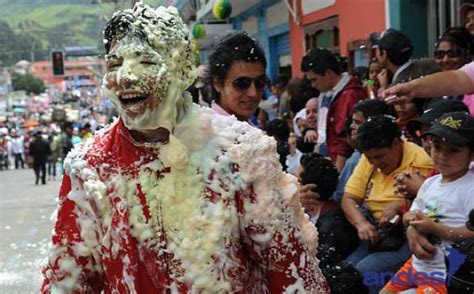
288, 0, 386, 77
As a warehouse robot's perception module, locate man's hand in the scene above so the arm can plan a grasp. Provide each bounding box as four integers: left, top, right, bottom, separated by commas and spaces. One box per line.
383, 81, 417, 104
356, 221, 379, 244
304, 129, 318, 143
395, 172, 425, 199
380, 201, 404, 224
406, 225, 436, 260
297, 184, 320, 217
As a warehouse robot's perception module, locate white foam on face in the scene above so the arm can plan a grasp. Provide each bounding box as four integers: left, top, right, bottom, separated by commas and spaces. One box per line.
103, 5, 196, 132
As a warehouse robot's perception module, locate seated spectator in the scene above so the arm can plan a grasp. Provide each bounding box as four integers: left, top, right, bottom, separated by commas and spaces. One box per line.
435, 27, 472, 74
332, 99, 388, 203
291, 78, 319, 137
341, 115, 433, 293
435, 27, 474, 110
289, 76, 319, 119
382, 112, 474, 294
264, 118, 290, 171
297, 153, 361, 293
285, 133, 302, 175
396, 100, 470, 199
394, 98, 424, 143
366, 59, 382, 99
296, 97, 318, 153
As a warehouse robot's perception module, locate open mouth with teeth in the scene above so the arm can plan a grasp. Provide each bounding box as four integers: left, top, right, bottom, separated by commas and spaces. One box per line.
119, 94, 149, 106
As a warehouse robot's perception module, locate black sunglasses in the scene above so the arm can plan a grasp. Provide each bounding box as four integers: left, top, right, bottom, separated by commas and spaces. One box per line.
434, 48, 466, 59
230, 76, 270, 92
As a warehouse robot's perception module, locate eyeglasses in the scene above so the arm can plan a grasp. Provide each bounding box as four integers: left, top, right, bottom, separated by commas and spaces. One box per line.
434, 48, 466, 59
230, 76, 270, 92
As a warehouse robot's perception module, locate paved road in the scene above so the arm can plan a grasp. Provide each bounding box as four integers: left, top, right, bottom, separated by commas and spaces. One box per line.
0, 168, 61, 293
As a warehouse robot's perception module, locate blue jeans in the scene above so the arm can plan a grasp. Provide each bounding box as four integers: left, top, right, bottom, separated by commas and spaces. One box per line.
347, 240, 411, 293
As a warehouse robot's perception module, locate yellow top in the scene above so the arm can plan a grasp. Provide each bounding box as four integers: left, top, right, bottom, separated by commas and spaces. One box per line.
344, 141, 433, 221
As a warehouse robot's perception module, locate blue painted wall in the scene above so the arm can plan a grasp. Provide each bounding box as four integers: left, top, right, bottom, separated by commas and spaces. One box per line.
232, 0, 290, 80
388, 0, 429, 59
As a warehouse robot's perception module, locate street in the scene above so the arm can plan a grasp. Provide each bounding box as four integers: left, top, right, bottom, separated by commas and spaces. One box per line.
0, 167, 60, 293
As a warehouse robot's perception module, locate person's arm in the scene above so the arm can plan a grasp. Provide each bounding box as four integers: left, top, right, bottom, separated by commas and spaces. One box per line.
335, 155, 346, 172
384, 70, 474, 104
341, 192, 378, 244
406, 225, 436, 260
409, 212, 474, 242
41, 173, 104, 293
379, 200, 406, 224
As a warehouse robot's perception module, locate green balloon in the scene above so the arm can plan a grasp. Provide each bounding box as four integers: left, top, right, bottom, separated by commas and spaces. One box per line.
212, 0, 232, 20
192, 24, 206, 39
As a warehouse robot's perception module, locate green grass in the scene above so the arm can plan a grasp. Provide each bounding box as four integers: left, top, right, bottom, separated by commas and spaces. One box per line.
0, 0, 171, 50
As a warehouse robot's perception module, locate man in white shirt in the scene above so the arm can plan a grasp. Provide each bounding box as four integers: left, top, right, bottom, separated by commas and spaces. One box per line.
10, 130, 24, 169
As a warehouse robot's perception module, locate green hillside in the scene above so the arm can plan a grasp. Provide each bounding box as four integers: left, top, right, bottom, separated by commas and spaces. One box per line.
0, 0, 165, 65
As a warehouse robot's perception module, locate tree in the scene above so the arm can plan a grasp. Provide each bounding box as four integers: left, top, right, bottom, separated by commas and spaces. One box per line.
11, 72, 45, 94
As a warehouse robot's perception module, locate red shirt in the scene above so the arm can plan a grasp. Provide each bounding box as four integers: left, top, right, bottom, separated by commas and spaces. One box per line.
326, 77, 366, 162
41, 115, 329, 293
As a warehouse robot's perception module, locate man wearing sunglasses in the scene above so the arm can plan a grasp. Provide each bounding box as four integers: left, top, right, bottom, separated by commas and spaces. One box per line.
301, 48, 366, 172
208, 31, 271, 124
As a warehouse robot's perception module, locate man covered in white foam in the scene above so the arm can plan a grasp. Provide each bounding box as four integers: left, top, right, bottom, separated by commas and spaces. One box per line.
41, 3, 328, 293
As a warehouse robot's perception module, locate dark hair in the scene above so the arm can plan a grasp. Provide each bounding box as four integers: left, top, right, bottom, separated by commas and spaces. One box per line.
186, 85, 199, 104
300, 153, 339, 200
439, 27, 474, 55
289, 76, 320, 114
264, 119, 290, 142
286, 77, 303, 98
103, 5, 168, 54
63, 121, 74, 131
350, 66, 369, 81
342, 116, 353, 137
206, 31, 267, 102
353, 99, 388, 119
301, 48, 342, 75
356, 115, 401, 151
377, 29, 413, 66
272, 75, 289, 87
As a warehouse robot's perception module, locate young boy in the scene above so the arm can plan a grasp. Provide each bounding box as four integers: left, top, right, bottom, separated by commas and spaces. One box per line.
381, 111, 474, 294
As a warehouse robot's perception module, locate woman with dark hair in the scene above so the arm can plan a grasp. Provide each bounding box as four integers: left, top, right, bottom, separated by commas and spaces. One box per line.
435, 27, 472, 73
207, 31, 270, 122
435, 27, 474, 113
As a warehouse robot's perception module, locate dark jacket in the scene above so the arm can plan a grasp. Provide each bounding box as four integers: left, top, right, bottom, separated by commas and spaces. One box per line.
327, 77, 365, 162
29, 137, 51, 164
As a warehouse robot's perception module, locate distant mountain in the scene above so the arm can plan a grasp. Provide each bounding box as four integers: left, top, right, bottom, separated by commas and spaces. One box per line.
0, 0, 164, 65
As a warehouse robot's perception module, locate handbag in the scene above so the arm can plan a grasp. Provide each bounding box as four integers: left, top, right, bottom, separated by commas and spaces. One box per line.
362, 167, 406, 252
369, 215, 405, 252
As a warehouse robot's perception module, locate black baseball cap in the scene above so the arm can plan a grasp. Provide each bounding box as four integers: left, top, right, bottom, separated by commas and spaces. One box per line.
407, 100, 469, 133
372, 29, 413, 56
422, 111, 474, 146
